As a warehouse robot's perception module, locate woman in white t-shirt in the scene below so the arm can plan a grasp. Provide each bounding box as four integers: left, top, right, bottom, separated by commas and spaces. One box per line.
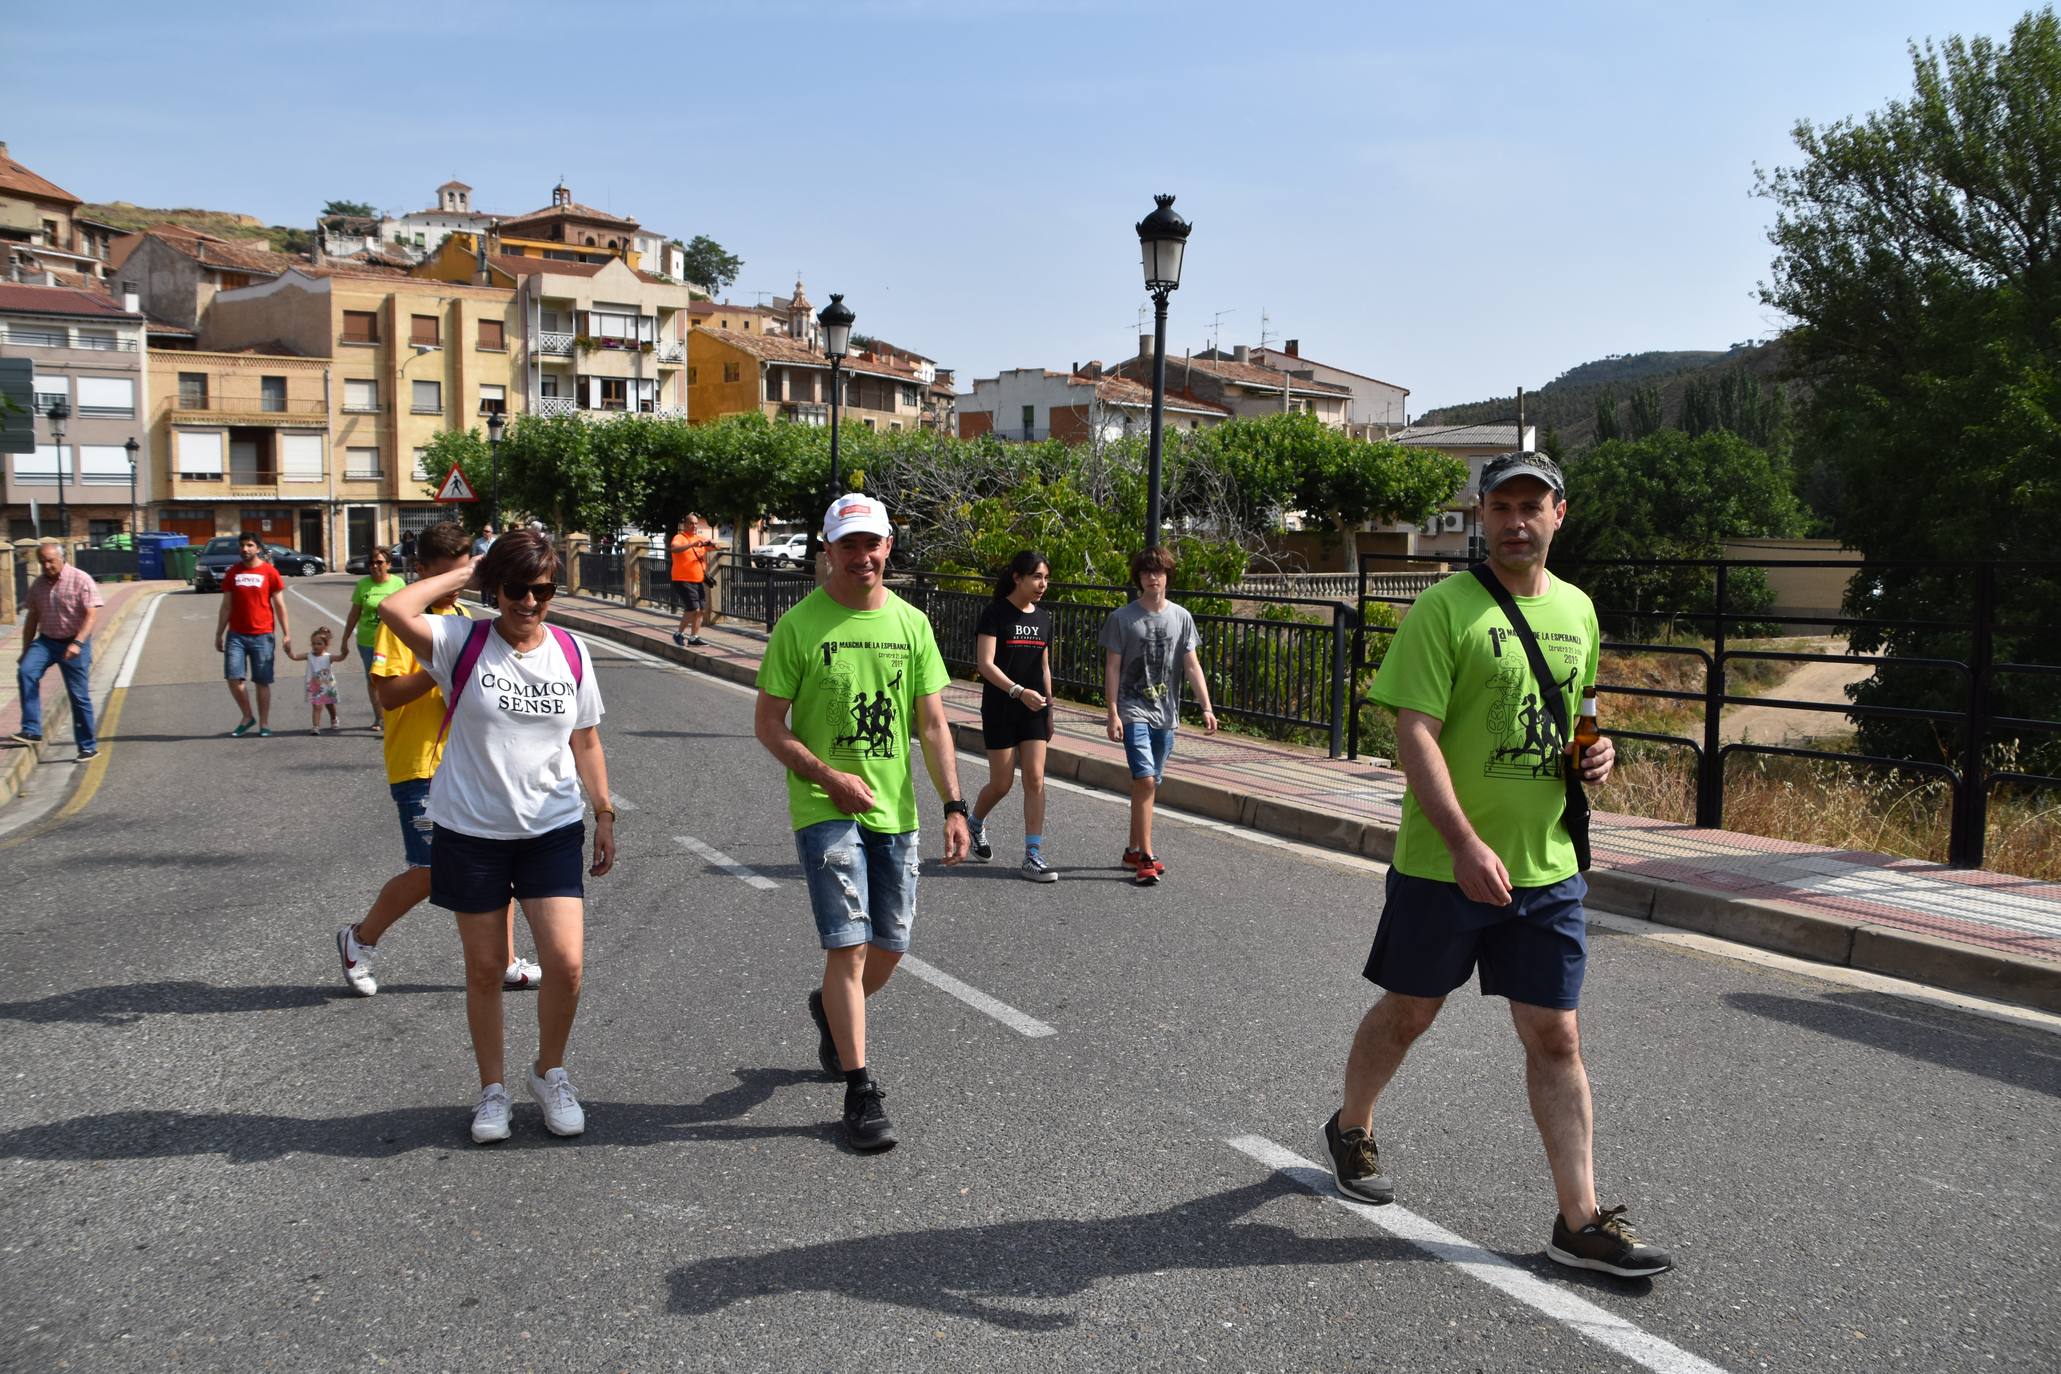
378, 529, 616, 1145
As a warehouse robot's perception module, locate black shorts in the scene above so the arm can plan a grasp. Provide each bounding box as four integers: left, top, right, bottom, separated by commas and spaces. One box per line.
430, 821, 586, 912
1364, 868, 1588, 1009
981, 696, 1054, 750
672, 579, 706, 611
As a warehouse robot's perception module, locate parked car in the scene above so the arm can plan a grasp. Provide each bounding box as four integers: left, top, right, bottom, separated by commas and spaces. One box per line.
344, 544, 407, 577
193, 537, 324, 591
750, 533, 812, 569
269, 544, 326, 577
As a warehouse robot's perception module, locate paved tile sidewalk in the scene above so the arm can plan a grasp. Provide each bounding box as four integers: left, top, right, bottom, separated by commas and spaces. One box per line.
552, 594, 2061, 979
1, 578, 162, 740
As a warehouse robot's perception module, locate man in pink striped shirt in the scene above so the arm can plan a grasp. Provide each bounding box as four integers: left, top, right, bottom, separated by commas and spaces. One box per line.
13, 541, 104, 759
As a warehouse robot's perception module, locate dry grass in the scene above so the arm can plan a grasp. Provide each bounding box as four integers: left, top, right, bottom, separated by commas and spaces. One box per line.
1595, 749, 2061, 881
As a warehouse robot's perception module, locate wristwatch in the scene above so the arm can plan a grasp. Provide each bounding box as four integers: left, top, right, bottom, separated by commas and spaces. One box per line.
942, 799, 969, 819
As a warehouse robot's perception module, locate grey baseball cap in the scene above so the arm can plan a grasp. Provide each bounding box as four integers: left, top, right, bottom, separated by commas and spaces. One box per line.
1478, 451, 1565, 498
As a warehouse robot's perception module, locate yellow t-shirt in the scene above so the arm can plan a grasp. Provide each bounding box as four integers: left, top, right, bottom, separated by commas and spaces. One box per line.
371, 603, 471, 786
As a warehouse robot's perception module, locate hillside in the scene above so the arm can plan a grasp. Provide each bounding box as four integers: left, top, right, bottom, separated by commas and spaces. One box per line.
81, 201, 304, 254
1418, 341, 1792, 449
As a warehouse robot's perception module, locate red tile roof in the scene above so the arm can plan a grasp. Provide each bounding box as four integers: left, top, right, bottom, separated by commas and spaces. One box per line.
692, 325, 923, 384
0, 282, 139, 319
0, 148, 81, 206
498, 201, 640, 233
133, 225, 304, 277
1089, 373, 1228, 414
486, 253, 668, 287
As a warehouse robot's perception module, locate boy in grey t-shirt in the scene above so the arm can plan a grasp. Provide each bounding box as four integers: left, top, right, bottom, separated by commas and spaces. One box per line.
1099, 546, 1217, 887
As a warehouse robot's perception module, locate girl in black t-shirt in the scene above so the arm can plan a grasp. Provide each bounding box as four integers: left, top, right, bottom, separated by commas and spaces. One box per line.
971, 550, 1058, 881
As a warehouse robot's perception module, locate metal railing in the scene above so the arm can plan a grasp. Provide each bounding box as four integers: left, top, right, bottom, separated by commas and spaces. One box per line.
1347, 554, 2061, 870
538, 397, 577, 417
73, 546, 139, 580
576, 550, 625, 599
537, 332, 574, 356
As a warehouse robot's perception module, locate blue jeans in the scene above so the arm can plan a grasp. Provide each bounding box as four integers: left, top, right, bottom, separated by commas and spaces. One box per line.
1123, 721, 1176, 781
223, 632, 275, 685
794, 819, 920, 952
17, 635, 94, 750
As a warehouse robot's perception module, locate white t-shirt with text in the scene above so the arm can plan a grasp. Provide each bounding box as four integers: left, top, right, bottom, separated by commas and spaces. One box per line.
422, 616, 604, 840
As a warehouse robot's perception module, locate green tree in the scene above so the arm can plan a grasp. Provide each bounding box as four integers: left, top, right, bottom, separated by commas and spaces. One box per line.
321, 199, 376, 219
1625, 384, 1666, 439
680, 235, 743, 293
1758, 5, 2061, 769
1592, 387, 1622, 443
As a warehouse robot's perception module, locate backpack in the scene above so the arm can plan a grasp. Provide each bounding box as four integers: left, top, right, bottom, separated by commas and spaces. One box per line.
436, 619, 587, 745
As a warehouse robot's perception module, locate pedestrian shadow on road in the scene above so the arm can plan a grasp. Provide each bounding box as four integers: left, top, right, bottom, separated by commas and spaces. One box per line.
665, 1174, 1425, 1331
0, 979, 463, 1026
617, 729, 751, 741
1725, 990, 2061, 1098
0, 1065, 826, 1162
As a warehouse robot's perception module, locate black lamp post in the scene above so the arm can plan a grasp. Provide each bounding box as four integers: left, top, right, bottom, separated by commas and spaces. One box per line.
124, 436, 140, 540
47, 398, 70, 540
1135, 194, 1190, 550
809, 292, 855, 562
486, 410, 505, 534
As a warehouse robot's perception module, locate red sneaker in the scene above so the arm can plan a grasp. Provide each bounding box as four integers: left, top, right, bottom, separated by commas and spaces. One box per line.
1122, 847, 1145, 870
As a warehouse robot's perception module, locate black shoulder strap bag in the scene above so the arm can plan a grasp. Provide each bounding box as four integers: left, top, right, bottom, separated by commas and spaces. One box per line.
1468, 564, 1593, 872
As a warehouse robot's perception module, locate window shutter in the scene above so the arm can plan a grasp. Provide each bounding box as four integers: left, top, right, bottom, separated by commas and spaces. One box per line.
280, 433, 324, 483
177, 430, 225, 476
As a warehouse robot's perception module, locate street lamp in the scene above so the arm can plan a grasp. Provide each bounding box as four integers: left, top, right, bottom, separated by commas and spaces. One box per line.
124, 436, 140, 541
46, 398, 70, 541
485, 409, 505, 534
1135, 193, 1190, 550
809, 292, 855, 562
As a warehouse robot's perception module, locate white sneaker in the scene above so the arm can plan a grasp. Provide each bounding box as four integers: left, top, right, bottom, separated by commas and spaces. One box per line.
528, 1065, 586, 1137
335, 924, 378, 996
503, 957, 543, 990
471, 1083, 512, 1144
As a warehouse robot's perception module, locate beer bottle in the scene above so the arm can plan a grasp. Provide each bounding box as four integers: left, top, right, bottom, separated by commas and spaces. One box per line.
1568, 691, 1601, 760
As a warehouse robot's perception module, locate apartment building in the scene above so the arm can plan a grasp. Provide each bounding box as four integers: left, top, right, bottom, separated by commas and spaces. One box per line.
142, 348, 331, 549
0, 142, 118, 286
195, 267, 520, 559
957, 365, 1228, 443
114, 225, 307, 334
688, 327, 929, 431
1241, 340, 1409, 435
1, 283, 149, 541
1112, 338, 1352, 427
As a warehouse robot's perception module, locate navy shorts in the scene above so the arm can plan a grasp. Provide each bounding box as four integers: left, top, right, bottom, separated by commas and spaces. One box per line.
430, 820, 586, 912
1364, 869, 1589, 1010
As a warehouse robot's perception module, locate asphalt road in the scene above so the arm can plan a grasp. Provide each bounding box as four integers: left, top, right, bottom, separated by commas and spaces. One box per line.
1, 575, 2055, 1372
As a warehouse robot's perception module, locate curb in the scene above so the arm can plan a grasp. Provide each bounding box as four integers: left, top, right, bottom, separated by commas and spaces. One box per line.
554, 604, 2061, 1017
2, 583, 167, 808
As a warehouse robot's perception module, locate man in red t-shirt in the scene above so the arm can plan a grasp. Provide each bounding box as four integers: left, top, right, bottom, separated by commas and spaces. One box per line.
214, 531, 292, 737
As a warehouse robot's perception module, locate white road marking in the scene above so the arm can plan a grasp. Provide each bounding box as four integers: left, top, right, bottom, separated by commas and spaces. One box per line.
287, 583, 349, 629
1224, 1136, 1727, 1374
673, 834, 777, 890
607, 791, 637, 812
113, 590, 169, 690
897, 955, 1056, 1038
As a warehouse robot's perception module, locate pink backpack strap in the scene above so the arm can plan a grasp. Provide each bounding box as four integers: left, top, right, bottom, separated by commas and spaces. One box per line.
436, 619, 494, 745
548, 624, 585, 690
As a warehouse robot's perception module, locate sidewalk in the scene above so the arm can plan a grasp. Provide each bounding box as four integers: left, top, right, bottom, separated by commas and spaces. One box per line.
1, 579, 170, 803
569, 594, 2060, 1013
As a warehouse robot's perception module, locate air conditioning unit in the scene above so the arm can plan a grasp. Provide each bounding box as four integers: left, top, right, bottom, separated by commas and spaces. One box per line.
1440, 511, 1466, 534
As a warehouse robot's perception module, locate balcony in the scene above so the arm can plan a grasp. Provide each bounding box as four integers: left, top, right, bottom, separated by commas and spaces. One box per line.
171, 391, 330, 423
537, 331, 574, 357
2, 327, 136, 351
533, 397, 686, 421
538, 396, 578, 417
655, 341, 686, 365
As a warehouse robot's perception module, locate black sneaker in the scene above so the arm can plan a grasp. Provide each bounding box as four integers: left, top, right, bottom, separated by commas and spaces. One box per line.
1547, 1206, 1675, 1278
807, 989, 842, 1078
8, 731, 42, 747
1131, 854, 1160, 887
672, 631, 685, 647
1322, 1109, 1394, 1203
842, 1080, 897, 1152
968, 817, 992, 862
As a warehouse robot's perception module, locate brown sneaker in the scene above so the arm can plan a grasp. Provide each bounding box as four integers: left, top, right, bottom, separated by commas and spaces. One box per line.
1322, 1109, 1393, 1203
1547, 1206, 1675, 1277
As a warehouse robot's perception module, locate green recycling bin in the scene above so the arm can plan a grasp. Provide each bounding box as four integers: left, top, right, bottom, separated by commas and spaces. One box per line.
163, 546, 200, 584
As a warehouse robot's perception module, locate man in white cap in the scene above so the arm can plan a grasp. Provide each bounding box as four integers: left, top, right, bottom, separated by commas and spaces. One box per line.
753, 492, 971, 1152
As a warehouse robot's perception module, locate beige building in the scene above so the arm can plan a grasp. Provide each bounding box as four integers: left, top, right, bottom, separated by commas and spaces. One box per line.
143, 348, 332, 549
2, 282, 149, 541
688, 327, 930, 431
1112, 339, 1354, 428
187, 267, 520, 559
0, 142, 118, 287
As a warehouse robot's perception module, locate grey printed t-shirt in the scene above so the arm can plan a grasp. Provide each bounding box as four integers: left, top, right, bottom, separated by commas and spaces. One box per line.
1099, 599, 1199, 729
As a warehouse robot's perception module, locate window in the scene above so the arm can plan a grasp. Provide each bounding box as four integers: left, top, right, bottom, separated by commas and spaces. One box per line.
89, 519, 122, 543
280, 433, 323, 483
344, 379, 379, 412
411, 447, 434, 482
722, 362, 741, 384
901, 385, 919, 409
478, 384, 506, 416
341, 311, 379, 344
477, 318, 504, 350
78, 445, 131, 485
179, 372, 209, 409
345, 446, 382, 479
32, 375, 65, 411
863, 418, 876, 432
599, 378, 628, 411
768, 371, 785, 403
540, 374, 559, 399
76, 377, 135, 418
16, 445, 71, 480
176, 430, 224, 479
411, 380, 442, 414
410, 314, 440, 347
686, 366, 697, 385
260, 376, 286, 413
1021, 404, 1036, 439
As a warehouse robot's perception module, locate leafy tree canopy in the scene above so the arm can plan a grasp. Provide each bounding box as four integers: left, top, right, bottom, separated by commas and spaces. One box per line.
680, 235, 743, 293
321, 199, 377, 219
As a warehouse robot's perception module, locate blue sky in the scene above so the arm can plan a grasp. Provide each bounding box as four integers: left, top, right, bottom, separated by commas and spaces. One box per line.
5, 0, 2039, 412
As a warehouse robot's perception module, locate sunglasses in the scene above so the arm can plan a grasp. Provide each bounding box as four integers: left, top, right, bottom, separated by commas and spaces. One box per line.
500, 581, 558, 603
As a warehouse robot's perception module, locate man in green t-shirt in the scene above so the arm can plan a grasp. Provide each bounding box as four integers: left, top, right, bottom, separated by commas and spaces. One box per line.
754, 492, 971, 1153
1321, 452, 1675, 1280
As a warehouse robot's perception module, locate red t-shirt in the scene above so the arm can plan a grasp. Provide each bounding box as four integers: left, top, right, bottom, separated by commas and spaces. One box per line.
225, 560, 286, 635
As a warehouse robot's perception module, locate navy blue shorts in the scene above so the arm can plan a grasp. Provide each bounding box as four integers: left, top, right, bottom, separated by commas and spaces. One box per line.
430, 821, 586, 912
1364, 869, 1589, 1010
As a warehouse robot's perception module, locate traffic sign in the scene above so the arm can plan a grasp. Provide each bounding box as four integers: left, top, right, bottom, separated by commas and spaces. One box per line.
434, 464, 480, 503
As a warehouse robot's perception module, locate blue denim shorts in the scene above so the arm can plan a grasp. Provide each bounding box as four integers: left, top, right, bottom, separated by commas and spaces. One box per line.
1364, 869, 1589, 1010
794, 819, 920, 952
223, 632, 275, 685
1123, 721, 1176, 781
430, 820, 586, 912
391, 777, 433, 868
356, 642, 377, 672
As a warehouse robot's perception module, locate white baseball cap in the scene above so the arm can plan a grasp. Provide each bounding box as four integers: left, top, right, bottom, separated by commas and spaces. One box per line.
822, 492, 892, 543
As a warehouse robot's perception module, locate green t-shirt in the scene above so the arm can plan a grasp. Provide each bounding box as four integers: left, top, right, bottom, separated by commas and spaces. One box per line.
350, 574, 406, 647
757, 588, 951, 834
1370, 570, 1600, 887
